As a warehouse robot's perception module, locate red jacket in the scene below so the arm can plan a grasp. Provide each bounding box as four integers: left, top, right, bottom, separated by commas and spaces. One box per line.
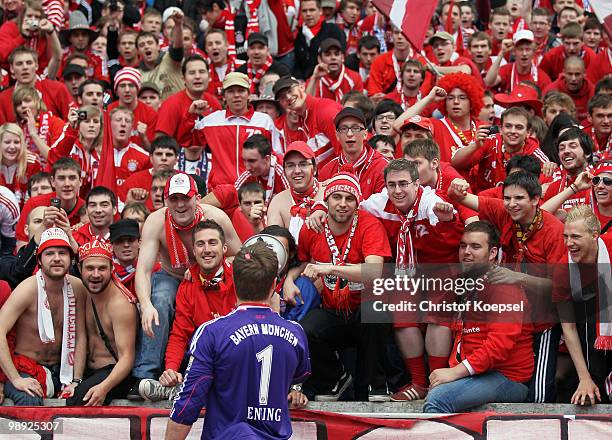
450, 282, 534, 383
165, 261, 236, 371
0, 21, 49, 73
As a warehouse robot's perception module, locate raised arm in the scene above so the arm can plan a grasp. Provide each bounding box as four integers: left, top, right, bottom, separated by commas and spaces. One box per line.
392, 86, 447, 132
541, 171, 592, 215
202, 204, 242, 255
451, 127, 490, 171
484, 39, 513, 88
447, 178, 480, 211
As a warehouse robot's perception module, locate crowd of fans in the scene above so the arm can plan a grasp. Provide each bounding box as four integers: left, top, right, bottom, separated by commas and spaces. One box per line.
0, 0, 611, 417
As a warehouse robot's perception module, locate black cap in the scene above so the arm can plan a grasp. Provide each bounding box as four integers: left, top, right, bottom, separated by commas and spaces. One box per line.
62, 64, 86, 79
273, 76, 299, 99
109, 219, 140, 243
319, 38, 343, 54
334, 107, 367, 128
247, 32, 268, 47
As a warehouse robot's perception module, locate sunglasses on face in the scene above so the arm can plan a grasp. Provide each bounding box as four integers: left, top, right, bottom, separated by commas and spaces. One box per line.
593, 176, 612, 187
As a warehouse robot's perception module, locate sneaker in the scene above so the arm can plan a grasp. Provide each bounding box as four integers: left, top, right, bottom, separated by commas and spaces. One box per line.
315, 372, 353, 402
389, 383, 428, 402
126, 380, 143, 400
368, 384, 391, 402
139, 379, 180, 402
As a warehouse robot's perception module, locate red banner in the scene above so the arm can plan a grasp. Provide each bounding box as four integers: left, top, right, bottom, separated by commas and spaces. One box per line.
0, 406, 612, 439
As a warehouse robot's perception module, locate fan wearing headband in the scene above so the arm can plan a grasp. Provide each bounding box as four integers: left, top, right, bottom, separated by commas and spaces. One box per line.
138, 219, 237, 402
66, 239, 138, 406
285, 166, 392, 402
132, 172, 241, 398
0, 228, 87, 406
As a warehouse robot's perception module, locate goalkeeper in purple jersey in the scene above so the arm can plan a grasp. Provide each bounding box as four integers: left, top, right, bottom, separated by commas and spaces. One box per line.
165, 241, 311, 440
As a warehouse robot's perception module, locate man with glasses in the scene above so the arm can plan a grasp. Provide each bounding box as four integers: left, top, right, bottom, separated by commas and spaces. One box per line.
360, 159, 462, 402
273, 76, 342, 166
530, 8, 558, 64
319, 108, 387, 199
268, 142, 325, 244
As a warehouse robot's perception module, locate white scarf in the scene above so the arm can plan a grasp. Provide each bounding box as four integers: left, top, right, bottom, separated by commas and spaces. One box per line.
36, 270, 76, 385
569, 238, 612, 350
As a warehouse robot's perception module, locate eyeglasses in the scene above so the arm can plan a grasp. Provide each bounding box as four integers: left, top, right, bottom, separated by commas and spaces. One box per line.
284, 160, 312, 171
337, 126, 366, 134
386, 181, 414, 191
593, 176, 612, 187
375, 114, 397, 122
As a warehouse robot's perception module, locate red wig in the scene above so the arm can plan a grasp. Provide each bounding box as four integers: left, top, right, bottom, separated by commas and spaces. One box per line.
437, 73, 484, 119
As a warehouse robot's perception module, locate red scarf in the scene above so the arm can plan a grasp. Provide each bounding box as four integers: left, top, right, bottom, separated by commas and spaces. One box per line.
247, 55, 273, 94
165, 204, 204, 269
225, 0, 262, 58
210, 58, 237, 98
290, 179, 319, 218
318, 65, 355, 102
302, 15, 324, 45
336, 16, 360, 54
338, 146, 375, 180
396, 186, 423, 276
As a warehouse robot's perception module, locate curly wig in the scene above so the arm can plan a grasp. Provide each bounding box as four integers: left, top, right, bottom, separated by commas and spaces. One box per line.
437, 72, 484, 119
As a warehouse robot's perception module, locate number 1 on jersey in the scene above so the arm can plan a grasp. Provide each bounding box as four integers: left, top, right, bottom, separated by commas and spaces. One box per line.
256, 345, 273, 405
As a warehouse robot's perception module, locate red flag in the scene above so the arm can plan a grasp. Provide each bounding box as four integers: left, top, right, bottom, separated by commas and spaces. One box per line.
371, 0, 438, 51
95, 110, 117, 194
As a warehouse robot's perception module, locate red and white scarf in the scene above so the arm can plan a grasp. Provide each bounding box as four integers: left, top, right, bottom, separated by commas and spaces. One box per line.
510, 62, 539, 92
336, 16, 360, 54
569, 237, 612, 350
247, 54, 273, 94
301, 15, 324, 46
318, 65, 355, 102
290, 178, 319, 218
36, 270, 76, 386
338, 146, 375, 180
225, 0, 262, 58
210, 58, 238, 98
165, 204, 204, 269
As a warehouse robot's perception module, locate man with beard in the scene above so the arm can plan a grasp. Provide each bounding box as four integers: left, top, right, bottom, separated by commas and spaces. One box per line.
108, 67, 158, 148
131, 172, 241, 397
553, 206, 612, 405
66, 239, 137, 406
306, 38, 363, 103
544, 57, 594, 122
110, 219, 141, 296
542, 127, 593, 213
120, 136, 178, 208
190, 72, 280, 187
268, 141, 325, 243
73, 186, 117, 246
138, 220, 237, 401
423, 221, 533, 412
274, 76, 342, 165
448, 171, 566, 403
319, 108, 387, 199
156, 54, 222, 149
285, 167, 391, 402
452, 107, 549, 193
485, 30, 552, 93
108, 107, 151, 189
0, 228, 87, 405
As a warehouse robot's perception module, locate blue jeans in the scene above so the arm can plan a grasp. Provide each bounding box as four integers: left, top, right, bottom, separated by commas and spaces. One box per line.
4, 366, 60, 406
132, 269, 181, 379
282, 276, 321, 322
423, 370, 529, 413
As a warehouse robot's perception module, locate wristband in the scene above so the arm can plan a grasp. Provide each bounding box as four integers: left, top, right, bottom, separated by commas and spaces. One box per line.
72, 378, 82, 384
570, 184, 577, 194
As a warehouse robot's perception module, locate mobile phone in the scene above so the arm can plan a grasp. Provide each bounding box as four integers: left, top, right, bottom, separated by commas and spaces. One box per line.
50, 198, 61, 209
489, 125, 500, 135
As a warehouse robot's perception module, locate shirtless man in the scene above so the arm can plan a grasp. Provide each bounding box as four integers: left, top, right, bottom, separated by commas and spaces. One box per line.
0, 228, 87, 405
67, 240, 139, 406
267, 141, 325, 243
131, 172, 241, 394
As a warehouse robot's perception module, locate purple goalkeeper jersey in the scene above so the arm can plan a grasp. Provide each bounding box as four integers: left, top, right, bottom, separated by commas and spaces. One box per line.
169, 303, 311, 439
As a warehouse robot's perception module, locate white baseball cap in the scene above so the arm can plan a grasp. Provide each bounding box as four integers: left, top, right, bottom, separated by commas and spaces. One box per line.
164, 172, 198, 198
513, 30, 534, 44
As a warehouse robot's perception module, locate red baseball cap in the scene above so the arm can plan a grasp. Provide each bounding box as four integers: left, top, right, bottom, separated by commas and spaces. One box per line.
284, 141, 315, 160
38, 227, 72, 255
494, 85, 543, 116
399, 115, 434, 134
164, 172, 198, 198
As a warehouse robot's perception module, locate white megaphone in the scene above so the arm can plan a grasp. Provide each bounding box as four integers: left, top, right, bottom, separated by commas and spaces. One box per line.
242, 234, 289, 276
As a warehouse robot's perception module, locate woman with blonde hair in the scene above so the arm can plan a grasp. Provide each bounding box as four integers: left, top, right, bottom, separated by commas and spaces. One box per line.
47, 105, 103, 197
0, 123, 42, 206
12, 85, 65, 163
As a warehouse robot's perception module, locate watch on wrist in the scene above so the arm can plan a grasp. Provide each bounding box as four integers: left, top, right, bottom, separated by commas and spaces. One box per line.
72, 378, 83, 384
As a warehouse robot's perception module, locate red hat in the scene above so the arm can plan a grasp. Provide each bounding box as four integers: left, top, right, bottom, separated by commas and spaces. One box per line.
114, 67, 142, 93
594, 163, 612, 176
284, 141, 315, 160
324, 164, 362, 202
164, 172, 198, 198
399, 115, 434, 134
38, 228, 72, 255
78, 239, 113, 262
494, 85, 543, 116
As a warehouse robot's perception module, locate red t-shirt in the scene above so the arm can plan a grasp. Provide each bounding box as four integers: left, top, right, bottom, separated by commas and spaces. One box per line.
435, 161, 478, 222
0, 80, 73, 124
306, 68, 364, 102
113, 143, 151, 188
384, 88, 436, 115
430, 117, 483, 163
156, 89, 222, 148
540, 45, 596, 81
297, 211, 391, 311
118, 169, 156, 209
16, 192, 85, 242
542, 169, 592, 211
108, 100, 158, 145
496, 63, 552, 93
0, 21, 50, 73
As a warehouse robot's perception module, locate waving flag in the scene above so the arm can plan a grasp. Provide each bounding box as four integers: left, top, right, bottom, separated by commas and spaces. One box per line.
371, 0, 438, 51
589, 0, 612, 38
95, 110, 117, 195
